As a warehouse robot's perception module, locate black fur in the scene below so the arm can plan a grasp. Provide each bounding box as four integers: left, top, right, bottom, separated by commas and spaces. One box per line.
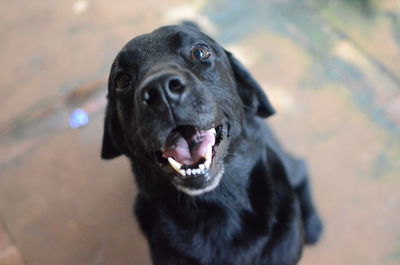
101, 23, 322, 265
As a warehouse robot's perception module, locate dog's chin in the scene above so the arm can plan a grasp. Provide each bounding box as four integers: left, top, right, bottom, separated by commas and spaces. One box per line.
172, 165, 225, 196
155, 124, 228, 196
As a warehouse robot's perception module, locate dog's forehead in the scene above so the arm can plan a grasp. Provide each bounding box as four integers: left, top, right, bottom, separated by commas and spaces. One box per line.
118, 26, 220, 64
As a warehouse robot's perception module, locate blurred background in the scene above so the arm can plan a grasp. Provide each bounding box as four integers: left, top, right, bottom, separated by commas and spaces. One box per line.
1, 0, 400, 264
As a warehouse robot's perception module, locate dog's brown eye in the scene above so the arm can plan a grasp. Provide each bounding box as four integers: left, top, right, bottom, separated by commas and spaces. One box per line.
116, 74, 131, 89
191, 45, 210, 61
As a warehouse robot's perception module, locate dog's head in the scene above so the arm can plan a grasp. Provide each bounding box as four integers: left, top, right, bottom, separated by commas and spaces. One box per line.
101, 23, 274, 196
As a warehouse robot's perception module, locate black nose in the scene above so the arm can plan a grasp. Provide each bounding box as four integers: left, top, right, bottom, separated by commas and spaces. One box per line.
141, 73, 187, 109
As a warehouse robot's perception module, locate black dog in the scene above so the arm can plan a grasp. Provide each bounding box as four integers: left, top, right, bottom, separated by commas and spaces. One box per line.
101, 22, 322, 265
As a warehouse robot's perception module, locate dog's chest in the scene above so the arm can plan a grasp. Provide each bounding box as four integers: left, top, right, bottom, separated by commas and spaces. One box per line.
151, 201, 269, 264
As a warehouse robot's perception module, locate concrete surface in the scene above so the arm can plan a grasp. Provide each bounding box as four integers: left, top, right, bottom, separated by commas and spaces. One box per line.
1, 0, 400, 264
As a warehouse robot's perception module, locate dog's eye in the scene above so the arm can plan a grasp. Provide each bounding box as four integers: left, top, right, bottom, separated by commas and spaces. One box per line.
191, 45, 210, 61
115, 74, 131, 89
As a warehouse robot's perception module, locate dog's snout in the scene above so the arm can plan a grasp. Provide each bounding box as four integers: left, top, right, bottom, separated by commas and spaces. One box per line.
141, 73, 187, 109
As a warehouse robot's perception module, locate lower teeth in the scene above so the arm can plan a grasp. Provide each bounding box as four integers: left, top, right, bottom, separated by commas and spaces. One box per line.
172, 161, 209, 177
166, 143, 213, 177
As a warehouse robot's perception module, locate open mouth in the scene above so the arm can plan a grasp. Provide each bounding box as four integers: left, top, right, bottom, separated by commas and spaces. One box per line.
157, 124, 226, 195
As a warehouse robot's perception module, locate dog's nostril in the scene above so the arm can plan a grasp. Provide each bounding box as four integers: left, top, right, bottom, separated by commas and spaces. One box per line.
142, 88, 159, 105
168, 78, 185, 94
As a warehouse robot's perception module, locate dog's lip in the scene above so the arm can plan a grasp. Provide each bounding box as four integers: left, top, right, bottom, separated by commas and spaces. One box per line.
172, 168, 224, 196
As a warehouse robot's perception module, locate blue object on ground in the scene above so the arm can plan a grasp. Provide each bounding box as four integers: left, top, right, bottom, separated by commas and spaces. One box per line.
69, 109, 89, 129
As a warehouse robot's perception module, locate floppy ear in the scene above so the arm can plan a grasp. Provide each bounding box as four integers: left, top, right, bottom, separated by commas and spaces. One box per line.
225, 50, 275, 118
101, 58, 125, 160
101, 103, 123, 159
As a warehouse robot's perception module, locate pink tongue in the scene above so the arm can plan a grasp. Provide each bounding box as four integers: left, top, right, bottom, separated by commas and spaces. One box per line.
162, 128, 215, 165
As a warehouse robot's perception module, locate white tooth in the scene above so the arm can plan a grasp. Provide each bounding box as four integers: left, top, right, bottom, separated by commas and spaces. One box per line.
180, 169, 186, 176
186, 169, 192, 176
208, 128, 217, 136
205, 158, 211, 169
167, 157, 182, 174
196, 169, 201, 174
204, 144, 212, 169
199, 164, 205, 171
205, 159, 211, 169
192, 169, 197, 175
205, 144, 212, 161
